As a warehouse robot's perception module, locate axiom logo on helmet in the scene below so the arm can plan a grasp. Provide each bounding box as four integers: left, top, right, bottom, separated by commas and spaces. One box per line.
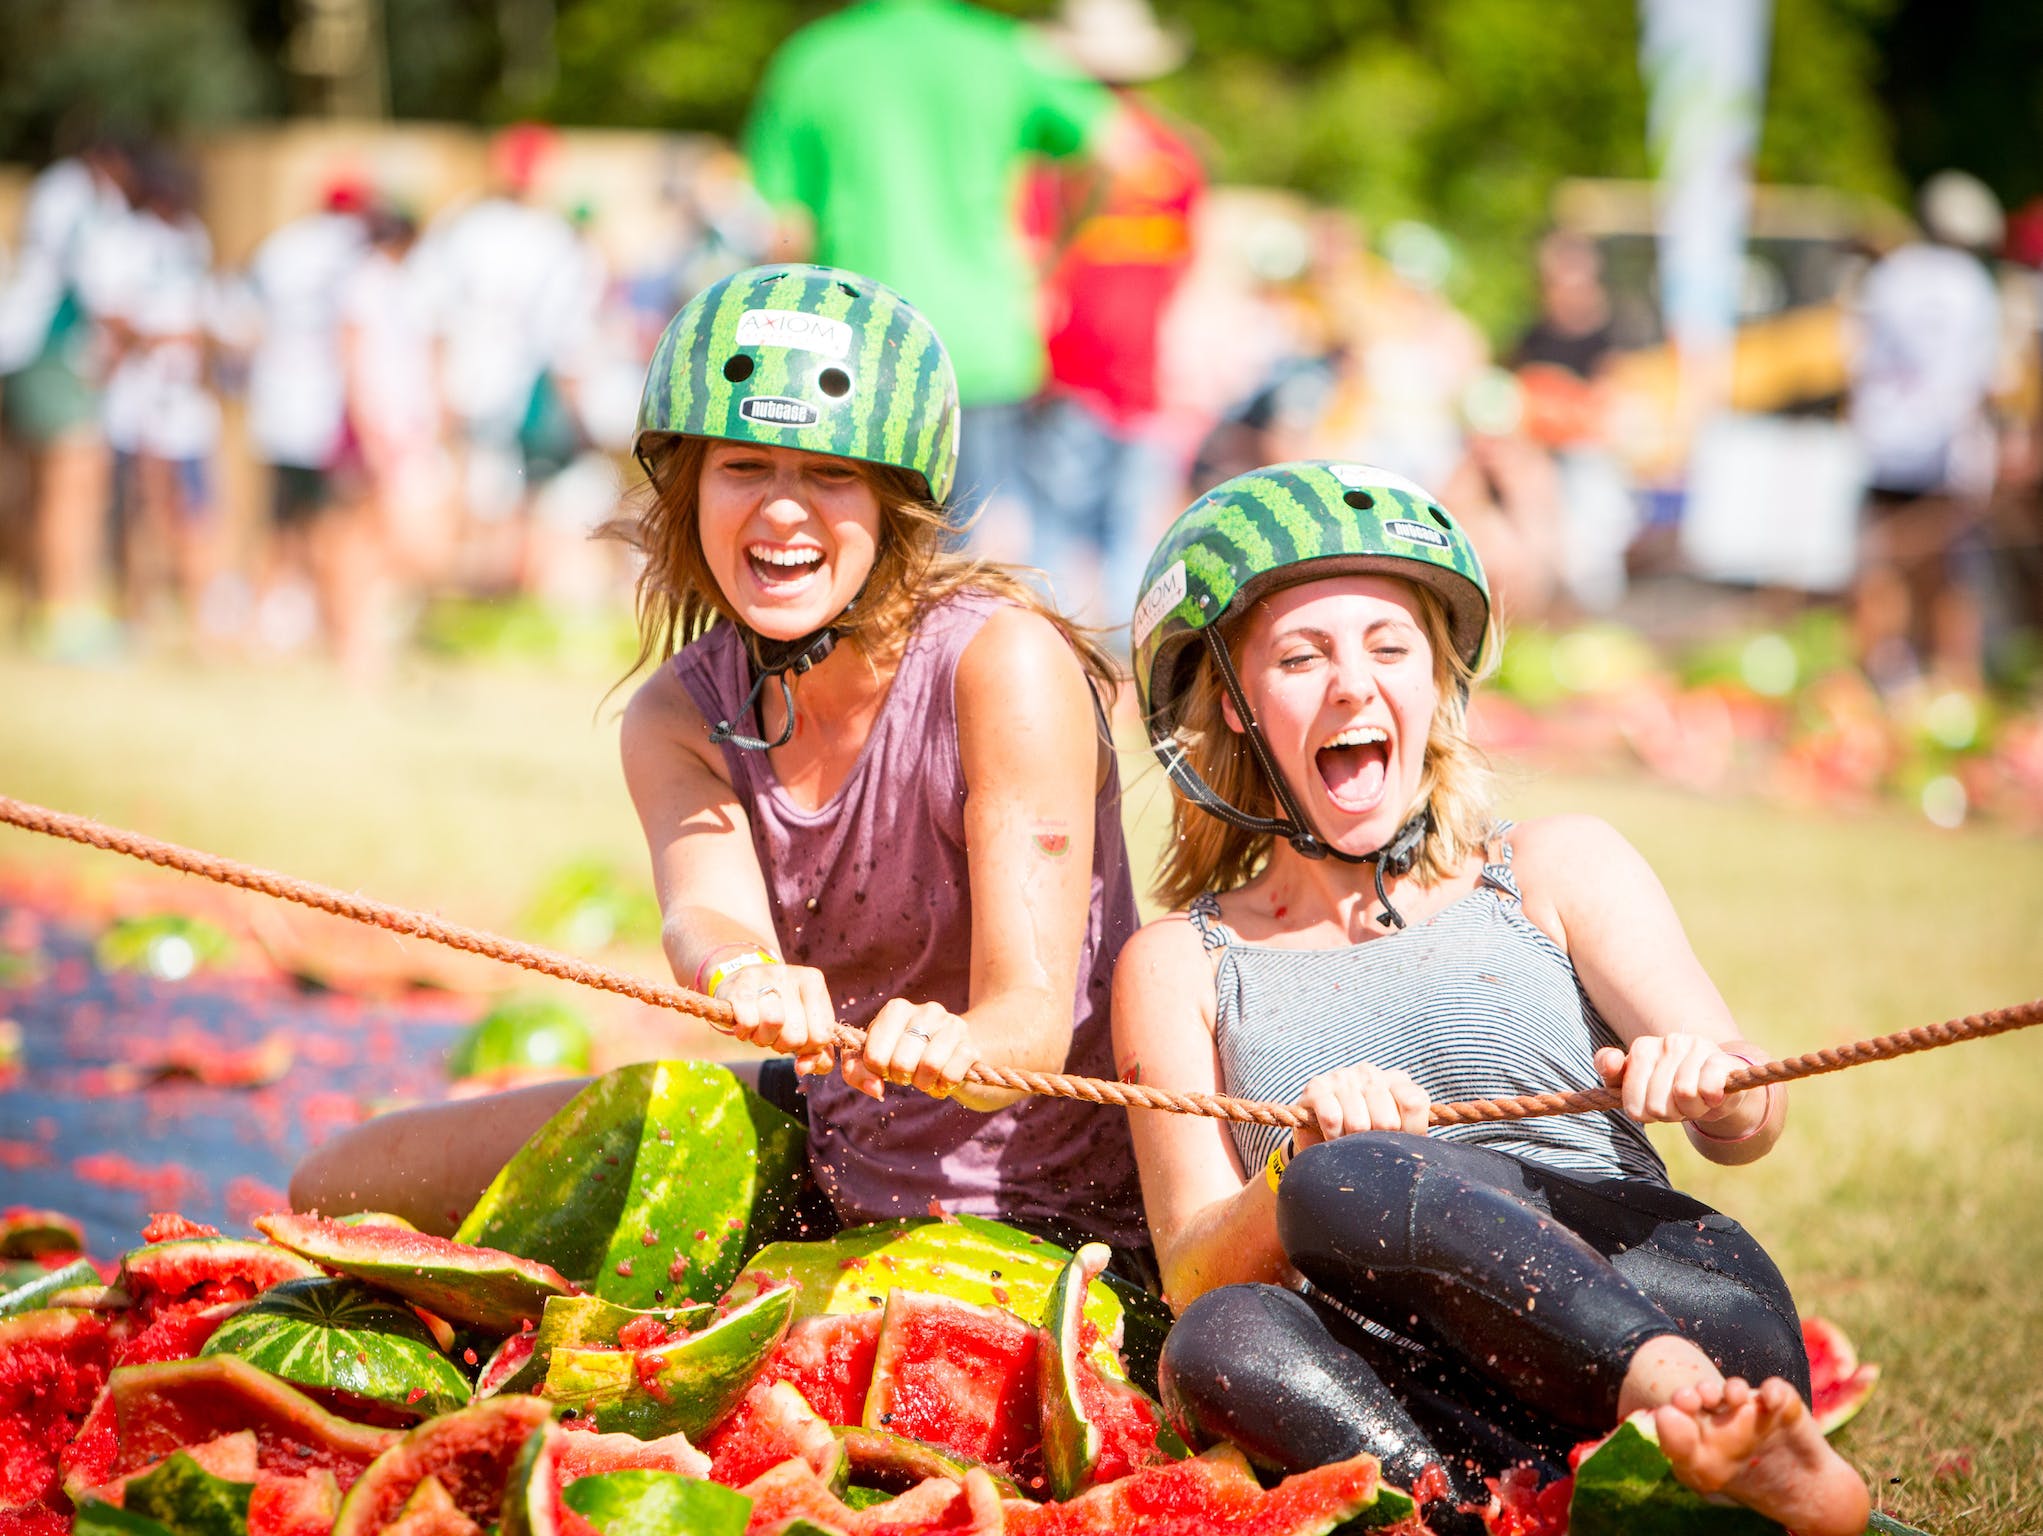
736, 309, 853, 359
739, 396, 821, 426
1383, 519, 1450, 549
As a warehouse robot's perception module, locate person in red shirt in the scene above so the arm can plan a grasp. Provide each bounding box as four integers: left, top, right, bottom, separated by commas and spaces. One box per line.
1027, 0, 1204, 634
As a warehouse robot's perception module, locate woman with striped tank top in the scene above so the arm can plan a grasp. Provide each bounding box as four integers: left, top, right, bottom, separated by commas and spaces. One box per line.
1112, 463, 1868, 1536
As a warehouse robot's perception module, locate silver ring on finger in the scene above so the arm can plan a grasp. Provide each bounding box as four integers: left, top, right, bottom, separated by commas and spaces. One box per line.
904, 1025, 934, 1041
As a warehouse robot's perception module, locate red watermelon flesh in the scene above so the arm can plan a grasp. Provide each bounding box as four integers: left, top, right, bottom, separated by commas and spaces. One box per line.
0, 1309, 113, 1513
139, 1214, 221, 1245
83, 1429, 260, 1503
865, 1293, 1042, 1479
553, 1424, 712, 1480
1070, 1358, 1171, 1484
760, 1312, 882, 1426
1482, 1465, 1572, 1536
380, 1476, 486, 1536
62, 1358, 397, 1494
332, 1395, 553, 1536
739, 1460, 1003, 1536
0, 1509, 73, 1536
1804, 1316, 1879, 1435
249, 1470, 343, 1536
1005, 1448, 1385, 1536
112, 1297, 244, 1368
738, 1458, 858, 1535
702, 1379, 842, 1490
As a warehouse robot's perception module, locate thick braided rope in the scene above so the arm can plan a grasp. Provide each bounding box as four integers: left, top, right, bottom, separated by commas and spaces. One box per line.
4, 794, 2037, 1132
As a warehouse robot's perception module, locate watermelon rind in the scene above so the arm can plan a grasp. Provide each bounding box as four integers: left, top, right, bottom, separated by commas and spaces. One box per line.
110, 1447, 254, 1536
498, 1419, 563, 1536
838, 1426, 1022, 1499
1039, 1242, 1107, 1498
254, 1215, 574, 1334
199, 1278, 472, 1418
1864, 1515, 1935, 1535
561, 1470, 752, 1536
72, 1502, 185, 1536
446, 996, 593, 1081
0, 1207, 87, 1258
66, 1357, 399, 1496
330, 1395, 553, 1536
118, 1240, 319, 1299
543, 1283, 794, 1438
0, 1257, 102, 1316
381, 1476, 480, 1536
726, 1214, 1157, 1385
714, 1380, 849, 1494
483, 1292, 719, 1397
1568, 1412, 1783, 1536
335, 1212, 418, 1231
455, 1061, 807, 1308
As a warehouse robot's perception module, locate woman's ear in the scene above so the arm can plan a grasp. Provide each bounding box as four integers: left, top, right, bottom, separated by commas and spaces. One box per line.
1220, 688, 1244, 735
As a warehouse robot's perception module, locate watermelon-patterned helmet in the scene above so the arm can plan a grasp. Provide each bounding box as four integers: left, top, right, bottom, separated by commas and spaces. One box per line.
635, 264, 960, 504
1133, 461, 1491, 742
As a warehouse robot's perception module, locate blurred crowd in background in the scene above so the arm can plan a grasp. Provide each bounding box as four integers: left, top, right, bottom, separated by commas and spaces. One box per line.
1, 0, 2041, 822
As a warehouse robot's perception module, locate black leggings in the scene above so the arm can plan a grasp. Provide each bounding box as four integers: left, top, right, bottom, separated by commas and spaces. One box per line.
1157, 1133, 1806, 1534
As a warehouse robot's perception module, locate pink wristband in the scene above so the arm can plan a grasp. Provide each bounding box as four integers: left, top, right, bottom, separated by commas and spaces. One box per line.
1689, 1048, 1775, 1144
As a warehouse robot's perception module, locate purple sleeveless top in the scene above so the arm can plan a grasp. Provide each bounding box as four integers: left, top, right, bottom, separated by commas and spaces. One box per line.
672, 591, 1147, 1248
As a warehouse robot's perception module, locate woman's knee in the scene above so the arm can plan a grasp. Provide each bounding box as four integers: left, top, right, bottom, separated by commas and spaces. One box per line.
1274, 1131, 1431, 1263
1159, 1284, 1405, 1474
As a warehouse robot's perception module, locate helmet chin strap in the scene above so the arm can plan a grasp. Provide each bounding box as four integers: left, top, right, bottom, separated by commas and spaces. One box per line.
1190, 628, 1430, 929
711, 626, 841, 752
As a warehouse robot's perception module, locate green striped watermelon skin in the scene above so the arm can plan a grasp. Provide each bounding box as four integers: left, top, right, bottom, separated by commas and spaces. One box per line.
1133, 461, 1491, 737
636, 265, 959, 504
200, 1279, 471, 1418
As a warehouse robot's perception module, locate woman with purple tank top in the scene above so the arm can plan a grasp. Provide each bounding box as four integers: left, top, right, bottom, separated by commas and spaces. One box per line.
291, 266, 1148, 1263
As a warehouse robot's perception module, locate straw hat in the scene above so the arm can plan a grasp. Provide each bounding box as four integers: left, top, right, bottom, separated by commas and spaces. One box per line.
1041, 0, 1190, 84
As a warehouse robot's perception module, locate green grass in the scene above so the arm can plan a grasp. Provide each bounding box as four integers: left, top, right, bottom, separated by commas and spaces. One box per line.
3, 648, 2039, 1533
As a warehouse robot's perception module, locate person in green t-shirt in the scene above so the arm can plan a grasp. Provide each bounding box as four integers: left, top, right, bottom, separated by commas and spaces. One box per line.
744, 0, 1137, 538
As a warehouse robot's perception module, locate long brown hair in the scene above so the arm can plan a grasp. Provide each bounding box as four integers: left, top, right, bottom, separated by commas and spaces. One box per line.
612, 436, 1121, 703
1152, 581, 1499, 911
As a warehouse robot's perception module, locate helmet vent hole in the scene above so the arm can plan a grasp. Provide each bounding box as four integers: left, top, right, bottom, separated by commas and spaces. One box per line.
723, 354, 755, 383
818, 367, 851, 398
1427, 503, 1453, 529
1343, 490, 1375, 511
837, 281, 860, 299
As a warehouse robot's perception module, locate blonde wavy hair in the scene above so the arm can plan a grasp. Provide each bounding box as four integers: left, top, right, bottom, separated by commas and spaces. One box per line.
1153, 580, 1500, 911
612, 435, 1120, 702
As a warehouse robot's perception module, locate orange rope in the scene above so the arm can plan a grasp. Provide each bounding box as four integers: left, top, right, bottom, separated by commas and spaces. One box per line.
3, 794, 2038, 1132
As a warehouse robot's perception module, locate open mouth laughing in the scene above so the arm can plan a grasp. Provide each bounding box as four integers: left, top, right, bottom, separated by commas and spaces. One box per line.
1315, 724, 1390, 812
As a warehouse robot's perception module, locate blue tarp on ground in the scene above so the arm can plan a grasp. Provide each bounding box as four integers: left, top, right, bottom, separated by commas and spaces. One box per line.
1, 888, 473, 1257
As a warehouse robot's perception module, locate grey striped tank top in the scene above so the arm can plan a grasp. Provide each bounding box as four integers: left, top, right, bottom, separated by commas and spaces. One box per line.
1195, 829, 1668, 1186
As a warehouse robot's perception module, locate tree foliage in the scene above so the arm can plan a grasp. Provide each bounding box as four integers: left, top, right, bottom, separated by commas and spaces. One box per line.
0, 0, 2008, 337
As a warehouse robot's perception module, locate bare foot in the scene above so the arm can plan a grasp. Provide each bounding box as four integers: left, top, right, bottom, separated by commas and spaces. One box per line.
1653, 1376, 1870, 1536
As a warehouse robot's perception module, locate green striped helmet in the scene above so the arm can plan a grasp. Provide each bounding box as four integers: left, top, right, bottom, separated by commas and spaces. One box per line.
635, 264, 959, 503
1133, 461, 1491, 739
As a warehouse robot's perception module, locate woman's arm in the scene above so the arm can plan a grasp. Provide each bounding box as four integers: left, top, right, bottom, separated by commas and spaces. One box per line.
850, 607, 1113, 1111
1512, 815, 1785, 1164
1111, 916, 1293, 1306
619, 668, 838, 1070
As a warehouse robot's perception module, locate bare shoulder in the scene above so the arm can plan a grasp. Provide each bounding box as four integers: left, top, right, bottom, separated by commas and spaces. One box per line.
619, 662, 724, 782
1114, 913, 1218, 1027
957, 602, 1094, 717
1506, 813, 1637, 880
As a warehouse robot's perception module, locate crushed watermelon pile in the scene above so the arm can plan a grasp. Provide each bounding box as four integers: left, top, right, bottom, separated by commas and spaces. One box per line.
1, 873, 1904, 1536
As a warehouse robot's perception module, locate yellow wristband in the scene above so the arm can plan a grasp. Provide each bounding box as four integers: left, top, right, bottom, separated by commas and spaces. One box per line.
1264, 1138, 1294, 1194
704, 949, 781, 999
